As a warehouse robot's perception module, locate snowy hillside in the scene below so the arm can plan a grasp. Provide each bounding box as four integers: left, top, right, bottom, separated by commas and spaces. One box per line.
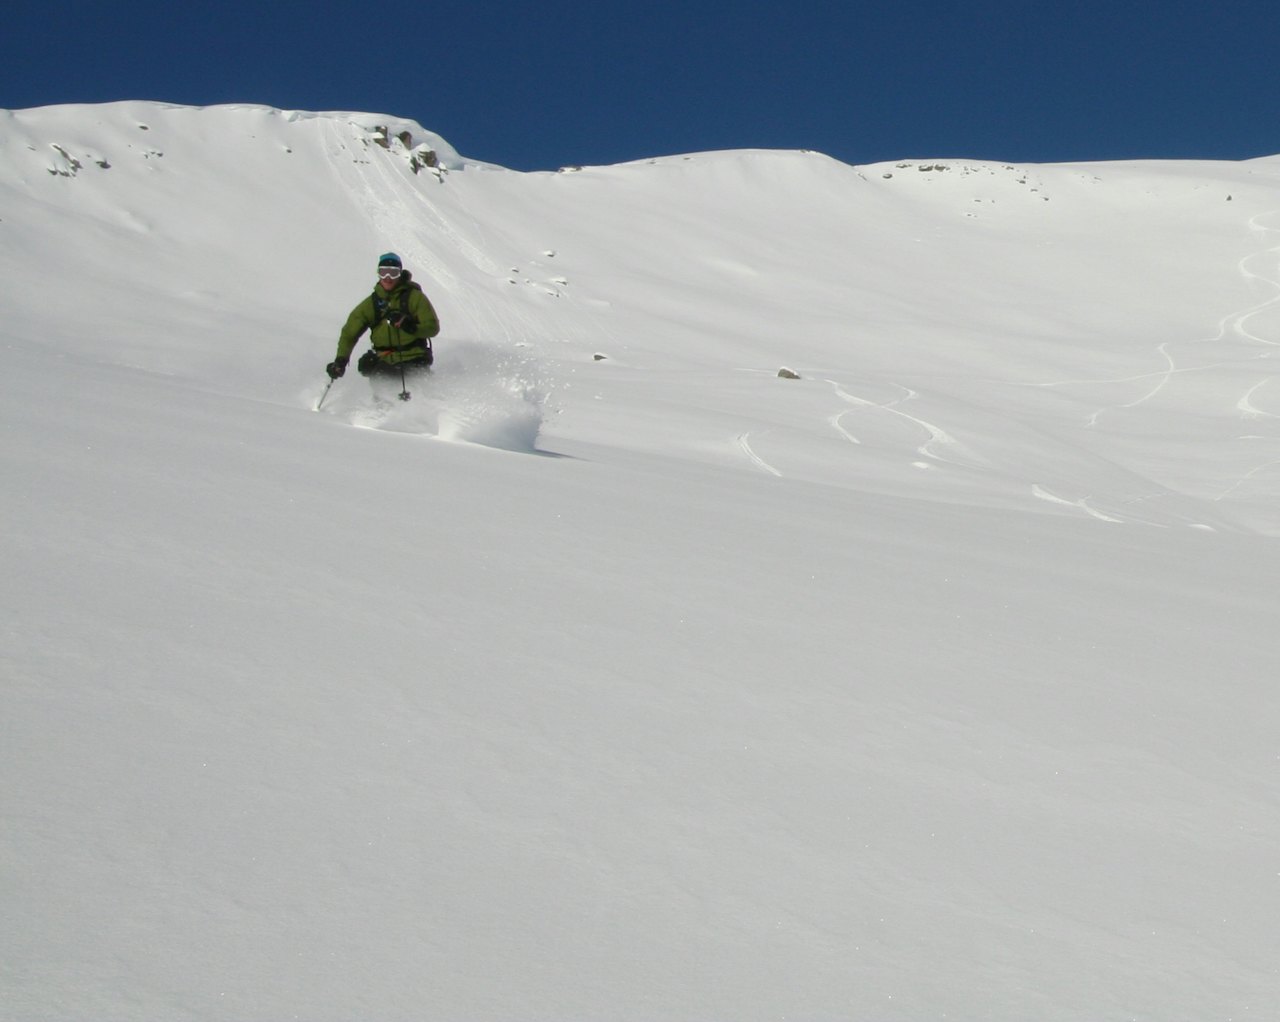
2, 102, 1278, 1020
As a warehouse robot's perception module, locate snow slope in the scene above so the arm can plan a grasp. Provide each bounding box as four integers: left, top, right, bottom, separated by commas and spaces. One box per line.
2, 102, 1278, 1020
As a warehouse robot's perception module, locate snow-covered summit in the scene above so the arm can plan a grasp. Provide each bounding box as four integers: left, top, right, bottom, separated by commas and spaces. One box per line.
3, 99, 476, 172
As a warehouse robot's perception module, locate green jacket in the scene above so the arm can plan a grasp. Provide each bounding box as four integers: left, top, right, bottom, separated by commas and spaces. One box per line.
336, 272, 440, 365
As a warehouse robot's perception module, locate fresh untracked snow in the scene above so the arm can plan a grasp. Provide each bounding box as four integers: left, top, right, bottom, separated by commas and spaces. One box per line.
2, 102, 1278, 1020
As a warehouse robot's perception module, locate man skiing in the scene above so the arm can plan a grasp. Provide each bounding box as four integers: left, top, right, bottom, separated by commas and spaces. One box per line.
326, 252, 440, 384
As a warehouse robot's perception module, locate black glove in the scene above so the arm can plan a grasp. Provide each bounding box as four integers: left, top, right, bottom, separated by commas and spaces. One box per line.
391, 313, 419, 333
326, 356, 348, 379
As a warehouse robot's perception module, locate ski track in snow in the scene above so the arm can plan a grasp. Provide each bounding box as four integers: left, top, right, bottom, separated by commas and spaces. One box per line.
820, 380, 1150, 524
1215, 455, 1280, 501
1215, 213, 1280, 505
1113, 212, 1279, 422
981, 208, 1280, 518
1229, 211, 1280, 420
734, 343, 1280, 524
735, 372, 990, 477
1030, 485, 1125, 523
1236, 377, 1279, 419
824, 379, 988, 467
737, 432, 782, 476
730, 372, 1143, 523
1006, 210, 1280, 419
735, 373, 1060, 510
324, 118, 466, 291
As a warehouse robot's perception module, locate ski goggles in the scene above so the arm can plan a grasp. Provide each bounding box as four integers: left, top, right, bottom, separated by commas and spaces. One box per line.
377, 266, 402, 279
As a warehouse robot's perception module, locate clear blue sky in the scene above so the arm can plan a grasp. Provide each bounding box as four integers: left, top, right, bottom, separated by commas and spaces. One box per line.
4, 0, 1277, 171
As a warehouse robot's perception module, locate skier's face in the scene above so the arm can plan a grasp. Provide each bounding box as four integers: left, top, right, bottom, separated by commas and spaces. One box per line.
378, 266, 401, 290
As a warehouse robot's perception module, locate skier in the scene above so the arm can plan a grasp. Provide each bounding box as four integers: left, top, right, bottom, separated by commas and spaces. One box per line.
325, 252, 440, 384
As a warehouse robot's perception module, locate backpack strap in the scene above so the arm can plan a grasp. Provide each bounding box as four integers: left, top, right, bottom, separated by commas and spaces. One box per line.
369, 278, 422, 327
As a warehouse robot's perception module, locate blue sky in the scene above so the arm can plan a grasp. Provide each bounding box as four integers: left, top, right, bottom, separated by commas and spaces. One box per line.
4, 0, 1277, 171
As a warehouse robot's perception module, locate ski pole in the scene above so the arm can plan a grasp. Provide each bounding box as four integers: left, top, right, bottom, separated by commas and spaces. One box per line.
391, 320, 411, 400
315, 376, 336, 411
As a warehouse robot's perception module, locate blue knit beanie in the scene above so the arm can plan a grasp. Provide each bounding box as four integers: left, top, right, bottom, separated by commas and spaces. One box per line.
377, 252, 402, 268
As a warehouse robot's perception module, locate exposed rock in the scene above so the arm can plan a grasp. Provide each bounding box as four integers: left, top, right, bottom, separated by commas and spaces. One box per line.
409, 147, 439, 175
